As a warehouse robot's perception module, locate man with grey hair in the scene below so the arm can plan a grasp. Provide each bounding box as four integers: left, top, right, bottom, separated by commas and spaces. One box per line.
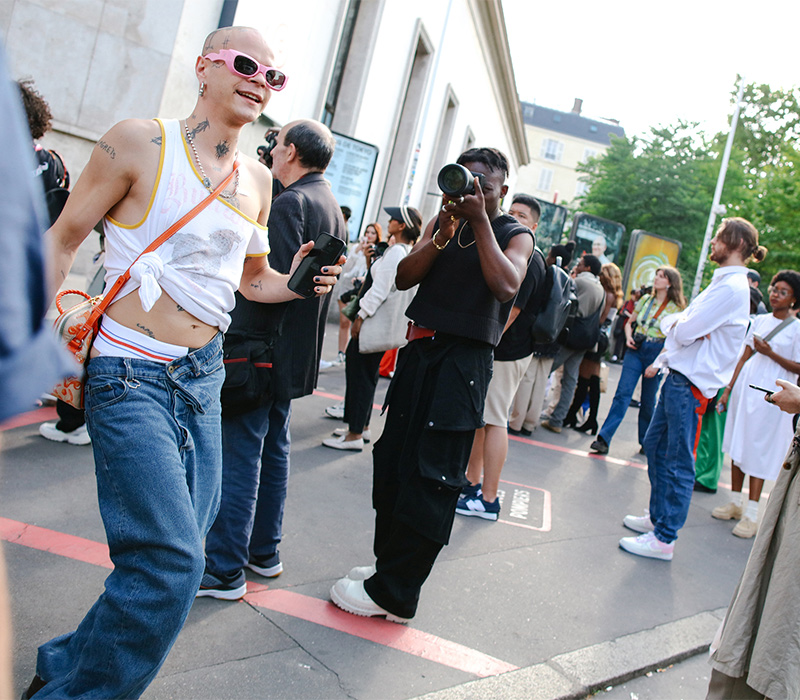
199, 118, 346, 599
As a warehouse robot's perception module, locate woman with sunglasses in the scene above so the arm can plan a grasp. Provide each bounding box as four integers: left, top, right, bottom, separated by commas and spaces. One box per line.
712, 270, 800, 538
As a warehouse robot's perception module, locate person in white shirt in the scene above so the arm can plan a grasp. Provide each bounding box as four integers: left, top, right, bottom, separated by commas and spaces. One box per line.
620, 218, 766, 561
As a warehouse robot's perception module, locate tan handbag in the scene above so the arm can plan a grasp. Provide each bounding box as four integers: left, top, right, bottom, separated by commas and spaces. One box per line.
52, 167, 238, 408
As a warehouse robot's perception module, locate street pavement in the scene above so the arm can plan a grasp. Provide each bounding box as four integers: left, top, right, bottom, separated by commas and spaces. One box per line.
1, 328, 761, 699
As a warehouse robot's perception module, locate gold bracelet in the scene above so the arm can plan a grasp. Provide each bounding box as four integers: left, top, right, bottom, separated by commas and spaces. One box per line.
431, 231, 449, 251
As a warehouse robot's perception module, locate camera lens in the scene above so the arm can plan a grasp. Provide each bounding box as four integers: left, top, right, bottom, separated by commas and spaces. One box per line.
438, 164, 474, 197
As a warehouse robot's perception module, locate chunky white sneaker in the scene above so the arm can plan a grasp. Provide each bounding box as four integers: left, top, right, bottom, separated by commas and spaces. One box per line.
329, 577, 409, 623
732, 516, 758, 539
347, 565, 376, 581
711, 502, 743, 520
623, 511, 654, 533
321, 435, 364, 451
333, 427, 371, 443
619, 531, 674, 561
38, 422, 91, 446
325, 403, 345, 419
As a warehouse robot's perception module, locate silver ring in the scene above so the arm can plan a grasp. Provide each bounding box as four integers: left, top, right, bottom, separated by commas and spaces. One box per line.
441, 205, 447, 212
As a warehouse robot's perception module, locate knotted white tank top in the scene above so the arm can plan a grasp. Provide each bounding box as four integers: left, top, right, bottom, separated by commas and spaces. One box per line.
102, 118, 270, 332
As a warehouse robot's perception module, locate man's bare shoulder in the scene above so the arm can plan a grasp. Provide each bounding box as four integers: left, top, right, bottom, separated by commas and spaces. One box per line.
240, 152, 272, 190
93, 119, 162, 167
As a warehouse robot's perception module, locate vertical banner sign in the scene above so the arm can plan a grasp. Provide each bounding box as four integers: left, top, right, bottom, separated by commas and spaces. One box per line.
326, 132, 379, 242
621, 229, 682, 297
570, 213, 626, 265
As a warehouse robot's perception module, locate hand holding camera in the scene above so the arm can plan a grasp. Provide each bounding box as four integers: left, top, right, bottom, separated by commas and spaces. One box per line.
436, 163, 487, 240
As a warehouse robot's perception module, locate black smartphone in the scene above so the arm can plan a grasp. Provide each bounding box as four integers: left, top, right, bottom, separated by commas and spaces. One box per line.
749, 384, 774, 397
287, 232, 346, 299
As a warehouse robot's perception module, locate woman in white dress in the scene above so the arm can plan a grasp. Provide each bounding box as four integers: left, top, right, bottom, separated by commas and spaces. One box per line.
713, 270, 800, 538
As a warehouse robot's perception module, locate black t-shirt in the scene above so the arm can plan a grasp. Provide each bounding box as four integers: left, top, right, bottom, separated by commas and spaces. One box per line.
406, 214, 533, 346
494, 247, 547, 361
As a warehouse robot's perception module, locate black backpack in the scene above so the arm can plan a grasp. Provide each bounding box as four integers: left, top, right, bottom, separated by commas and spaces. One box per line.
558, 296, 604, 351
530, 255, 578, 344
34, 146, 70, 225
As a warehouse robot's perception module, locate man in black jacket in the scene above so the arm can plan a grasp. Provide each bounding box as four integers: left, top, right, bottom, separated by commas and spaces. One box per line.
199, 119, 346, 599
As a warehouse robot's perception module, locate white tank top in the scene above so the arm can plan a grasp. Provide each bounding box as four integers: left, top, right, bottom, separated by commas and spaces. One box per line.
102, 118, 270, 332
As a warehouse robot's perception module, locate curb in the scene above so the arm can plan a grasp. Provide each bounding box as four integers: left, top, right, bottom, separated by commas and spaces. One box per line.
410, 607, 726, 700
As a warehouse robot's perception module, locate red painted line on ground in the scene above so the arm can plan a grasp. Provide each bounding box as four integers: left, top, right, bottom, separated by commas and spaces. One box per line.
244, 588, 518, 678
0, 517, 112, 569
1, 517, 517, 678
0, 406, 57, 432
509, 433, 646, 470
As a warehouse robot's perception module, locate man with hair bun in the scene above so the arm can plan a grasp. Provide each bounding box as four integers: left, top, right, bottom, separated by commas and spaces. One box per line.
620, 217, 766, 561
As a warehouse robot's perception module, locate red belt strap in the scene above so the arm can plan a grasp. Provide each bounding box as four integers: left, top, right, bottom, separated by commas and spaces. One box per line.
406, 322, 436, 342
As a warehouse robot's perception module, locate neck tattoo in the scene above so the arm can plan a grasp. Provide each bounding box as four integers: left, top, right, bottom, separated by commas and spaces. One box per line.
183, 120, 239, 198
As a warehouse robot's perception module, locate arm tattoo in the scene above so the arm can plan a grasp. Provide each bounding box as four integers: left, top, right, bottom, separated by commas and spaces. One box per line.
189, 119, 210, 140
215, 140, 230, 159
151, 136, 162, 146
176, 304, 185, 312
136, 323, 155, 338
97, 140, 116, 159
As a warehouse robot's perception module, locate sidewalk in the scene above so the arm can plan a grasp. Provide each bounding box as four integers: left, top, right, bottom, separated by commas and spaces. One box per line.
2, 338, 754, 699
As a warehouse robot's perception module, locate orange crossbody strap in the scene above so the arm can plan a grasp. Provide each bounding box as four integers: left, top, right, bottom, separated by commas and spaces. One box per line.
77, 164, 239, 341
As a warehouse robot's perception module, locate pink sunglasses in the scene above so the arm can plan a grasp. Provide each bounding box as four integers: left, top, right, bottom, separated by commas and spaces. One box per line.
203, 49, 288, 91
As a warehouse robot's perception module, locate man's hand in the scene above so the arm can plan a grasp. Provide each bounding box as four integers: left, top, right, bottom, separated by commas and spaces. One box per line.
287, 241, 344, 298
439, 178, 488, 233
644, 364, 659, 378
769, 379, 800, 414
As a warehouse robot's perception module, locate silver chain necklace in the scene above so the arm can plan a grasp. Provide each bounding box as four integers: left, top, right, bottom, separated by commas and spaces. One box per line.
183, 120, 239, 199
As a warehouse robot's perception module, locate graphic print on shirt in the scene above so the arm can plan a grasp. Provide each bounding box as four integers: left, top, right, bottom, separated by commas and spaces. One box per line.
168, 228, 243, 289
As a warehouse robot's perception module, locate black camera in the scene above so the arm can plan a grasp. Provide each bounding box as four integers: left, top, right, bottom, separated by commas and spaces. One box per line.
369, 241, 390, 259
437, 163, 486, 197
257, 130, 279, 169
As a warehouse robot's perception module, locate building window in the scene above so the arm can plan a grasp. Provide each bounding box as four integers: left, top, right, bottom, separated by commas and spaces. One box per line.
575, 180, 590, 197
540, 138, 564, 162
537, 168, 554, 192
582, 147, 598, 163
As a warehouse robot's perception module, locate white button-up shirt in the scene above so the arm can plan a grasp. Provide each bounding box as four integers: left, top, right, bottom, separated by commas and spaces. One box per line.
654, 266, 750, 398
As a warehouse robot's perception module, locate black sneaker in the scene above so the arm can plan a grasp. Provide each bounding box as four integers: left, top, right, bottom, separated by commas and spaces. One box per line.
590, 436, 609, 454
508, 426, 532, 436
458, 482, 482, 501
246, 551, 283, 578
195, 570, 247, 600
22, 675, 47, 699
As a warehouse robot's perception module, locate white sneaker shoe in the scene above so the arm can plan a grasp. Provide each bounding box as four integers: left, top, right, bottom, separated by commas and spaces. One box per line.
325, 403, 345, 419
619, 531, 674, 561
329, 577, 409, 623
38, 422, 91, 446
333, 427, 371, 443
322, 435, 364, 451
347, 565, 376, 581
732, 516, 758, 538
623, 511, 654, 533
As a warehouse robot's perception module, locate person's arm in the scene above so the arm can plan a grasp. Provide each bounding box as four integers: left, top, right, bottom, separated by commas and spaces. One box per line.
503, 306, 522, 333
45, 119, 152, 298
718, 346, 755, 411
625, 311, 639, 348
599, 290, 615, 324
753, 335, 800, 375
669, 283, 741, 346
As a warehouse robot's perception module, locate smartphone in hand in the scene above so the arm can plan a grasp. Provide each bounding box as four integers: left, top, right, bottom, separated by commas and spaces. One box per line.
749, 384, 774, 398
287, 232, 346, 299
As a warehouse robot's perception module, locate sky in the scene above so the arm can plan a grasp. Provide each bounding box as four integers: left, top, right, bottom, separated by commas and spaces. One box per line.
502, 0, 800, 139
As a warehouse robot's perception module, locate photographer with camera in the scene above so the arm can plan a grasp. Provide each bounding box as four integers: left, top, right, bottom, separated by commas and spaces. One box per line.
590, 266, 685, 456
329, 148, 533, 622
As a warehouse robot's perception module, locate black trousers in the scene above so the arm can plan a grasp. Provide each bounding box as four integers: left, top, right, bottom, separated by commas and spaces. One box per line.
55, 399, 85, 432
363, 336, 491, 619
343, 337, 382, 434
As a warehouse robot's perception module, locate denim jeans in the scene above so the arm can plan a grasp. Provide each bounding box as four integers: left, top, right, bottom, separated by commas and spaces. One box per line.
36, 334, 224, 699
204, 398, 291, 577
542, 346, 585, 428
598, 339, 663, 446
643, 371, 701, 544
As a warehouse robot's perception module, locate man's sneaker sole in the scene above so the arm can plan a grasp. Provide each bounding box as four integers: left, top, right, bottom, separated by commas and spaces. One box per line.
196, 583, 247, 600
246, 560, 283, 578
455, 505, 499, 521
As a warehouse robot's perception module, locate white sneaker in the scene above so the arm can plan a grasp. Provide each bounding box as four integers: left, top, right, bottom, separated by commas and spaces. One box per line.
623, 511, 654, 533
329, 577, 409, 623
335, 351, 346, 365
347, 564, 376, 581
319, 359, 335, 370
322, 435, 364, 451
333, 427, 371, 443
619, 531, 674, 561
38, 422, 91, 446
325, 403, 345, 419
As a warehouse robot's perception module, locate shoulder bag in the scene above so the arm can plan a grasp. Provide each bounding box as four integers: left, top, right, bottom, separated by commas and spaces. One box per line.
52, 166, 238, 409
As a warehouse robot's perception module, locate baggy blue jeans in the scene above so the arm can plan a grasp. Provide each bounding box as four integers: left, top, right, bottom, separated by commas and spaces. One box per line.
598, 339, 663, 446
35, 335, 224, 699
204, 399, 291, 576
643, 371, 701, 544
